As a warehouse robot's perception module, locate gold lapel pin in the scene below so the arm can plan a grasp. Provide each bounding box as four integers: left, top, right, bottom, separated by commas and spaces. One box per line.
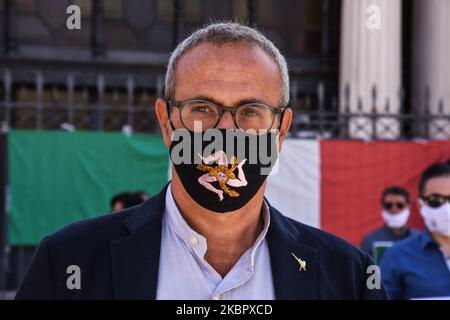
291, 253, 306, 272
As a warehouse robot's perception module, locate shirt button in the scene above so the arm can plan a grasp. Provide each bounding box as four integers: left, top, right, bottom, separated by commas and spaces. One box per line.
190, 235, 198, 245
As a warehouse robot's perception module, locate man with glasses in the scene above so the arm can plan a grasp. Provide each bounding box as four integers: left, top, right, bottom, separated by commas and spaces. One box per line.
380, 161, 450, 299
361, 186, 417, 257
16, 22, 387, 300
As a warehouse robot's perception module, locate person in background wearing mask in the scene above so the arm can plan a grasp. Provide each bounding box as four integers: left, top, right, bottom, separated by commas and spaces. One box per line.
361, 186, 417, 257
15, 22, 386, 300
380, 161, 450, 300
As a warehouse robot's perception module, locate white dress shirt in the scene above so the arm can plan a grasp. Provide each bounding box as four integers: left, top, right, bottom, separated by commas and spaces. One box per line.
156, 184, 275, 300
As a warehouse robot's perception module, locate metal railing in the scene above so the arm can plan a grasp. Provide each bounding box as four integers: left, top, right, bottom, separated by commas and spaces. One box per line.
290, 83, 450, 140
0, 0, 340, 298
0, 68, 164, 134
3, 69, 448, 140
1, 71, 449, 298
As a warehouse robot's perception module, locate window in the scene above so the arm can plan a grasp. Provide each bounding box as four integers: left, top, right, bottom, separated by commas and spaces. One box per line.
16, 0, 36, 13
72, 0, 92, 17
232, 0, 248, 23
184, 0, 201, 23
104, 0, 122, 19
305, 0, 322, 29
157, 0, 201, 23
157, 0, 173, 22
258, 0, 273, 26
232, 0, 274, 26
71, 0, 122, 19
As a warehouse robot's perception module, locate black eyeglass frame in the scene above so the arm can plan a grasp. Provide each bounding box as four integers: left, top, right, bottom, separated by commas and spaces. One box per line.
383, 202, 406, 210
165, 98, 287, 131
421, 194, 450, 208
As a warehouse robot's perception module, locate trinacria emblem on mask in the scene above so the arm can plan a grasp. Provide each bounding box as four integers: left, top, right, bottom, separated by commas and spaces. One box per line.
196, 151, 248, 201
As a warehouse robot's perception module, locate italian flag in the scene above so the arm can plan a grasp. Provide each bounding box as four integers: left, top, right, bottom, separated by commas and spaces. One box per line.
266, 139, 450, 245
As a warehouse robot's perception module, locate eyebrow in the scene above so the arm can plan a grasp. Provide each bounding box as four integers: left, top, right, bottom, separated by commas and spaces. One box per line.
186, 95, 273, 107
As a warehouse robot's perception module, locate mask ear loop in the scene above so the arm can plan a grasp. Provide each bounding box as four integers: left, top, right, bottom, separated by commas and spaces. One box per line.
278, 109, 285, 130
165, 99, 177, 131
275, 107, 289, 134
272, 107, 289, 156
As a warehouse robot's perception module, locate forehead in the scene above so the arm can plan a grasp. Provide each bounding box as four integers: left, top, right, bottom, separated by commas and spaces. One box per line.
423, 176, 450, 195
383, 194, 407, 202
174, 42, 281, 105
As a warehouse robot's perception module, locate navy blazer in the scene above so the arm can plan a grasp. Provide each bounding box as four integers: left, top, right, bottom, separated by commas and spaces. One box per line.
16, 183, 387, 299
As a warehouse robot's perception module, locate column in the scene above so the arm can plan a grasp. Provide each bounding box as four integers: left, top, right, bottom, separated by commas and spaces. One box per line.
411, 0, 450, 139
340, 0, 402, 139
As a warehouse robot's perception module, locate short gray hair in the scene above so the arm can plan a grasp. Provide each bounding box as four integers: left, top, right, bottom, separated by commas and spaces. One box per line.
164, 22, 290, 107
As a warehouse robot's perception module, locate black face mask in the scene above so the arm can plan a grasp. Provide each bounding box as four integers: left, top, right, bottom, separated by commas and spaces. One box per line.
169, 128, 279, 213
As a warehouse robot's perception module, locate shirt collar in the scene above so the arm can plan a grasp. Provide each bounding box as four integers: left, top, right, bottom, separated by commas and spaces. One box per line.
163, 183, 271, 266
419, 228, 438, 250
383, 224, 410, 237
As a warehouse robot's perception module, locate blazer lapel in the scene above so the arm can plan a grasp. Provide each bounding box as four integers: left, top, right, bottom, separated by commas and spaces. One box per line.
110, 183, 169, 299
109, 186, 319, 299
267, 205, 319, 299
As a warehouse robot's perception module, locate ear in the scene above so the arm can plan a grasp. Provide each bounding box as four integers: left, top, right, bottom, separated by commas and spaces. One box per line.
155, 98, 172, 147
278, 107, 292, 150
417, 198, 424, 209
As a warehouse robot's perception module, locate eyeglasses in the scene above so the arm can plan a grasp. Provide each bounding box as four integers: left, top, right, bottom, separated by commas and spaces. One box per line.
421, 194, 450, 208
166, 99, 286, 132
383, 202, 406, 210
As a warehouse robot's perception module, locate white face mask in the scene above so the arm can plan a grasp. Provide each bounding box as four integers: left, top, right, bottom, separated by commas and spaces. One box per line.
420, 203, 450, 237
382, 208, 410, 228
